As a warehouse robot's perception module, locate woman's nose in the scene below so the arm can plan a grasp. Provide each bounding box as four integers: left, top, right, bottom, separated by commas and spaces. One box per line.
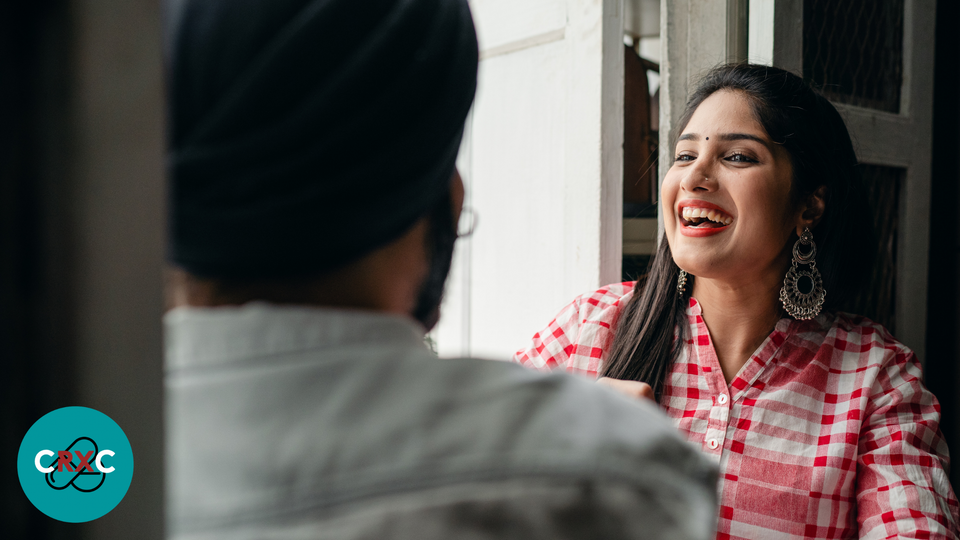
679, 160, 718, 192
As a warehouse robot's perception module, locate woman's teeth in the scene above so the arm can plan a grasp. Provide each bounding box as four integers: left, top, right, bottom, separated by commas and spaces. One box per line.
680, 206, 733, 226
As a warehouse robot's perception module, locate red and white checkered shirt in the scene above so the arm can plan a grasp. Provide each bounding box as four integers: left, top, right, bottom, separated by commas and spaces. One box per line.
514, 282, 959, 539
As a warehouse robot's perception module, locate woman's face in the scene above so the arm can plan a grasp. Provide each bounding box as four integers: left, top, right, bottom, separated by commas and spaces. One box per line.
661, 90, 801, 285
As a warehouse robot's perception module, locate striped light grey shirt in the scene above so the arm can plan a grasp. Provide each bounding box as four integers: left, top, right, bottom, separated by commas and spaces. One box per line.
165, 304, 717, 540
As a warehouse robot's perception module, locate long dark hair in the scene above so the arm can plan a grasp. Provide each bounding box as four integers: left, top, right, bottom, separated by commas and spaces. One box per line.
601, 63, 873, 400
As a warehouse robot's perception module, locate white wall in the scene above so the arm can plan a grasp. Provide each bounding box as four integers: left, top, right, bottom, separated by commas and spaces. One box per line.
434, 0, 624, 360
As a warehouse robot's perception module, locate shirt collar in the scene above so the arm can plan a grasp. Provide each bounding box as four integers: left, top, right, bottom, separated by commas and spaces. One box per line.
164, 303, 427, 372
686, 296, 828, 334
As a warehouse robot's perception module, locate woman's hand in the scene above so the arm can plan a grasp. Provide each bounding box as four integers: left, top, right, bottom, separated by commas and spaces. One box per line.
597, 377, 655, 401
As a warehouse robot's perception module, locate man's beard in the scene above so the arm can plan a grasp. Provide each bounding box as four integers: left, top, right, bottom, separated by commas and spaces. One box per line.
411, 189, 458, 332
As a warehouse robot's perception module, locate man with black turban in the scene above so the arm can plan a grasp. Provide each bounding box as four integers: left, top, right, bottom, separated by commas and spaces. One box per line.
163, 0, 717, 538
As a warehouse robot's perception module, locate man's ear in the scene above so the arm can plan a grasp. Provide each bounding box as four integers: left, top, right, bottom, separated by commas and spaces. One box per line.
797, 185, 827, 235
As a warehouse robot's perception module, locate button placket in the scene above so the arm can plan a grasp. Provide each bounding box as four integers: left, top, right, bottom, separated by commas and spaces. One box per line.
689, 302, 729, 462
704, 394, 731, 458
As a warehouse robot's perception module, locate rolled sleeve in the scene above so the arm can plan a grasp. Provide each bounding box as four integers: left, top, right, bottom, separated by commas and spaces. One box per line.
857, 350, 959, 539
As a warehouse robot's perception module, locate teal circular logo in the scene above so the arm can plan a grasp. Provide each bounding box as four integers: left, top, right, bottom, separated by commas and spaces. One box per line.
17, 407, 134, 522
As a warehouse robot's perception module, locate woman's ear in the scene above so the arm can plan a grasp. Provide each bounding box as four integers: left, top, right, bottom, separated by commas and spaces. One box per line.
797, 185, 827, 235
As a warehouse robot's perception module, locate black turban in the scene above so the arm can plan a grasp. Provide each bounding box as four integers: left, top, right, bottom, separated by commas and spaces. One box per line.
165, 0, 478, 279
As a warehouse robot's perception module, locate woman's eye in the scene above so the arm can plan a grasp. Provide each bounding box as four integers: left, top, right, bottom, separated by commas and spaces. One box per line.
726, 153, 758, 163
675, 154, 695, 162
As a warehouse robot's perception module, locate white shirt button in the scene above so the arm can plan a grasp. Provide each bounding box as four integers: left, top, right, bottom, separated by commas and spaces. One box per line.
717, 394, 728, 405
708, 439, 719, 450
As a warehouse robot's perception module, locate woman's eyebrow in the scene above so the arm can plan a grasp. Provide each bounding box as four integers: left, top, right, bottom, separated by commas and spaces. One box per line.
717, 132, 770, 147
679, 132, 772, 149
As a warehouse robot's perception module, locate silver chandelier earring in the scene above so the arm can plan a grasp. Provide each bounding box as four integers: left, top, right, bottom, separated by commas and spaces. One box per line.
677, 270, 688, 294
780, 227, 826, 319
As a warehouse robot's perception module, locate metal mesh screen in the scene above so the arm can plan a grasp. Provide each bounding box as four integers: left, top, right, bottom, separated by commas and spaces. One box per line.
840, 165, 902, 332
803, 0, 905, 113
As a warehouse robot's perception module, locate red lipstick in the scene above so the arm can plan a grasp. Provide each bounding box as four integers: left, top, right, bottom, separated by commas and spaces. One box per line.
677, 199, 733, 238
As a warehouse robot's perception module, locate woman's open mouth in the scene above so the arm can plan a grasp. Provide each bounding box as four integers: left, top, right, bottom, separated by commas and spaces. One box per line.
678, 201, 733, 236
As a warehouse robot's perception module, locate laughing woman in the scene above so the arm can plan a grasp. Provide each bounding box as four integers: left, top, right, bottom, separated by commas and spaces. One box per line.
515, 64, 959, 539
